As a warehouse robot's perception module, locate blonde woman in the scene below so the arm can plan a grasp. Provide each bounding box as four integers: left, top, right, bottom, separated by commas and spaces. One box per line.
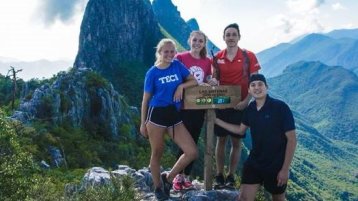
140, 38, 198, 200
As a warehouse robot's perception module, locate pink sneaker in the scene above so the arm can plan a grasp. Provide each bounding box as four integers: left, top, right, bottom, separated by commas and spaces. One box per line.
182, 175, 194, 189
172, 174, 183, 191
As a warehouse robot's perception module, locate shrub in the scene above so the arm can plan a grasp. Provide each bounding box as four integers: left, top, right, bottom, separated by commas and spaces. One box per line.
0, 109, 36, 200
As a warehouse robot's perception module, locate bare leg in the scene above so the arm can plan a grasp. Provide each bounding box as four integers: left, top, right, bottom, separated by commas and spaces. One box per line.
166, 123, 198, 182
146, 123, 166, 188
215, 136, 227, 175
239, 184, 260, 201
228, 137, 242, 175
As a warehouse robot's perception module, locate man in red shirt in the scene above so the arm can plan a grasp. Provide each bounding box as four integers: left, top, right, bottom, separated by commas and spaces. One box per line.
213, 23, 261, 189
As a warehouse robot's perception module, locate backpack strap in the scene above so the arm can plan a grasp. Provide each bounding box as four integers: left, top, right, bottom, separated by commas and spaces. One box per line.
210, 49, 220, 81
242, 49, 250, 80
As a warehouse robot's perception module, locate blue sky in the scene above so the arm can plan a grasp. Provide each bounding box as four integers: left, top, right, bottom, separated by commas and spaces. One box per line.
0, 0, 357, 62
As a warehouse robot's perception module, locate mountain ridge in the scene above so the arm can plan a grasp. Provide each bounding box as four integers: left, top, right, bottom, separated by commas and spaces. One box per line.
269, 61, 358, 143
258, 30, 358, 77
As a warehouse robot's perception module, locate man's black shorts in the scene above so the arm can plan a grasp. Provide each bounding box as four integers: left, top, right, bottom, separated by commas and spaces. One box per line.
146, 105, 182, 128
241, 162, 287, 195
214, 108, 245, 138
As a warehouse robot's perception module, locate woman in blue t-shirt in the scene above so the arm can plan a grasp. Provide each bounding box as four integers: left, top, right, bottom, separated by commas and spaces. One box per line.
140, 38, 198, 200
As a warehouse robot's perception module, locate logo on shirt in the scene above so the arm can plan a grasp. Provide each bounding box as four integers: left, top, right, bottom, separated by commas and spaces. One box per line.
189, 66, 204, 84
158, 74, 179, 84
217, 59, 225, 64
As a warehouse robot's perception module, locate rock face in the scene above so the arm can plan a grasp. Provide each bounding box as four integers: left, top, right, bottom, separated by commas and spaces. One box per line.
152, 0, 193, 49
74, 0, 163, 105
13, 0, 163, 138
74, 0, 162, 72
13, 69, 137, 139
77, 166, 239, 201
152, 0, 220, 54
186, 18, 220, 54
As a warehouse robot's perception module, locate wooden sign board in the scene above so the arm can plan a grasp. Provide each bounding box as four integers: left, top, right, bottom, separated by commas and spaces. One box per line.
183, 85, 241, 110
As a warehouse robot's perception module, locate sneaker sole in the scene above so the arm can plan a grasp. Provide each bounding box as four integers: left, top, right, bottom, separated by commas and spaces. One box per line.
182, 186, 195, 190
172, 187, 182, 192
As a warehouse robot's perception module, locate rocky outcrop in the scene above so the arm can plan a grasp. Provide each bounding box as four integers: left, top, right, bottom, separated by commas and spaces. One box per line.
74, 0, 163, 105
74, 0, 162, 72
187, 18, 220, 54
152, 0, 220, 55
75, 166, 239, 201
12, 68, 137, 139
152, 0, 192, 49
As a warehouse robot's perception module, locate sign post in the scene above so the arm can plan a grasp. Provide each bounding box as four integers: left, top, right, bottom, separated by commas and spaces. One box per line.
183, 85, 241, 190
204, 109, 215, 190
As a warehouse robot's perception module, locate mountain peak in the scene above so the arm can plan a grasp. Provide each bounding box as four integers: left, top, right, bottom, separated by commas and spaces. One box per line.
74, 0, 162, 71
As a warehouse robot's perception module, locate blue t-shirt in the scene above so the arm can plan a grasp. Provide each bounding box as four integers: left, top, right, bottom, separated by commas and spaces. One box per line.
242, 95, 295, 172
144, 59, 190, 109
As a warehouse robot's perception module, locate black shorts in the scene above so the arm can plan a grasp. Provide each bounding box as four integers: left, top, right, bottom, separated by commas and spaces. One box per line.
146, 105, 182, 128
214, 108, 245, 138
241, 162, 287, 194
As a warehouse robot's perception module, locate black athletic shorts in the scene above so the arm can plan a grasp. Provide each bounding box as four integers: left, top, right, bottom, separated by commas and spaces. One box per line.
241, 162, 287, 194
214, 108, 245, 138
146, 105, 182, 128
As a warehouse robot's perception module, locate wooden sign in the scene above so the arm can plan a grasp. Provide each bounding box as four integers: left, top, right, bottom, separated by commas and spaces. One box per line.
183, 85, 241, 110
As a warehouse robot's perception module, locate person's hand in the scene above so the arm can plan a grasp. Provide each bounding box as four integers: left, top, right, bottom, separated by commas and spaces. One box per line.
200, 82, 211, 86
140, 124, 148, 139
277, 169, 289, 186
234, 100, 248, 110
207, 77, 219, 86
173, 84, 184, 102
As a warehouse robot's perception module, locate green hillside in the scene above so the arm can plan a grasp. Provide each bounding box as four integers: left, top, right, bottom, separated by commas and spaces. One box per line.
287, 113, 358, 200
269, 61, 358, 143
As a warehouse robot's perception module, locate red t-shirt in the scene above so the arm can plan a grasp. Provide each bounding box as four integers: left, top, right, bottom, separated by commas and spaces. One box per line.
176, 52, 212, 85
215, 48, 261, 100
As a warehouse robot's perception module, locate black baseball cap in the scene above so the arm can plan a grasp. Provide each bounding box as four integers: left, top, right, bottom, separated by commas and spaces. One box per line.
249, 74, 267, 86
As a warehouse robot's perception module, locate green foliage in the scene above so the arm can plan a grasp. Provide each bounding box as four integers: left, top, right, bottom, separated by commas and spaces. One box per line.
85, 71, 110, 89
0, 110, 140, 200
0, 74, 13, 105
102, 61, 147, 106
27, 119, 150, 169
0, 109, 37, 200
0, 75, 54, 112
269, 61, 358, 143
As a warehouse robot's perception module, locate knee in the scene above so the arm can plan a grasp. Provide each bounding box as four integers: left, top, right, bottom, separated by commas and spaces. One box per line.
232, 139, 242, 149
217, 137, 227, 146
189, 148, 199, 160
185, 147, 198, 161
151, 148, 163, 159
238, 193, 251, 201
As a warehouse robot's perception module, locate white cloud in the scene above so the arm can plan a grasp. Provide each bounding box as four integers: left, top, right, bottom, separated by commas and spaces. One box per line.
266, 11, 324, 46
332, 3, 345, 10
287, 0, 325, 13
261, 0, 326, 45
35, 0, 87, 26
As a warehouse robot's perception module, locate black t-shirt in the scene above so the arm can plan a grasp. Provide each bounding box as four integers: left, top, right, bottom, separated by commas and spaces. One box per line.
242, 95, 295, 172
